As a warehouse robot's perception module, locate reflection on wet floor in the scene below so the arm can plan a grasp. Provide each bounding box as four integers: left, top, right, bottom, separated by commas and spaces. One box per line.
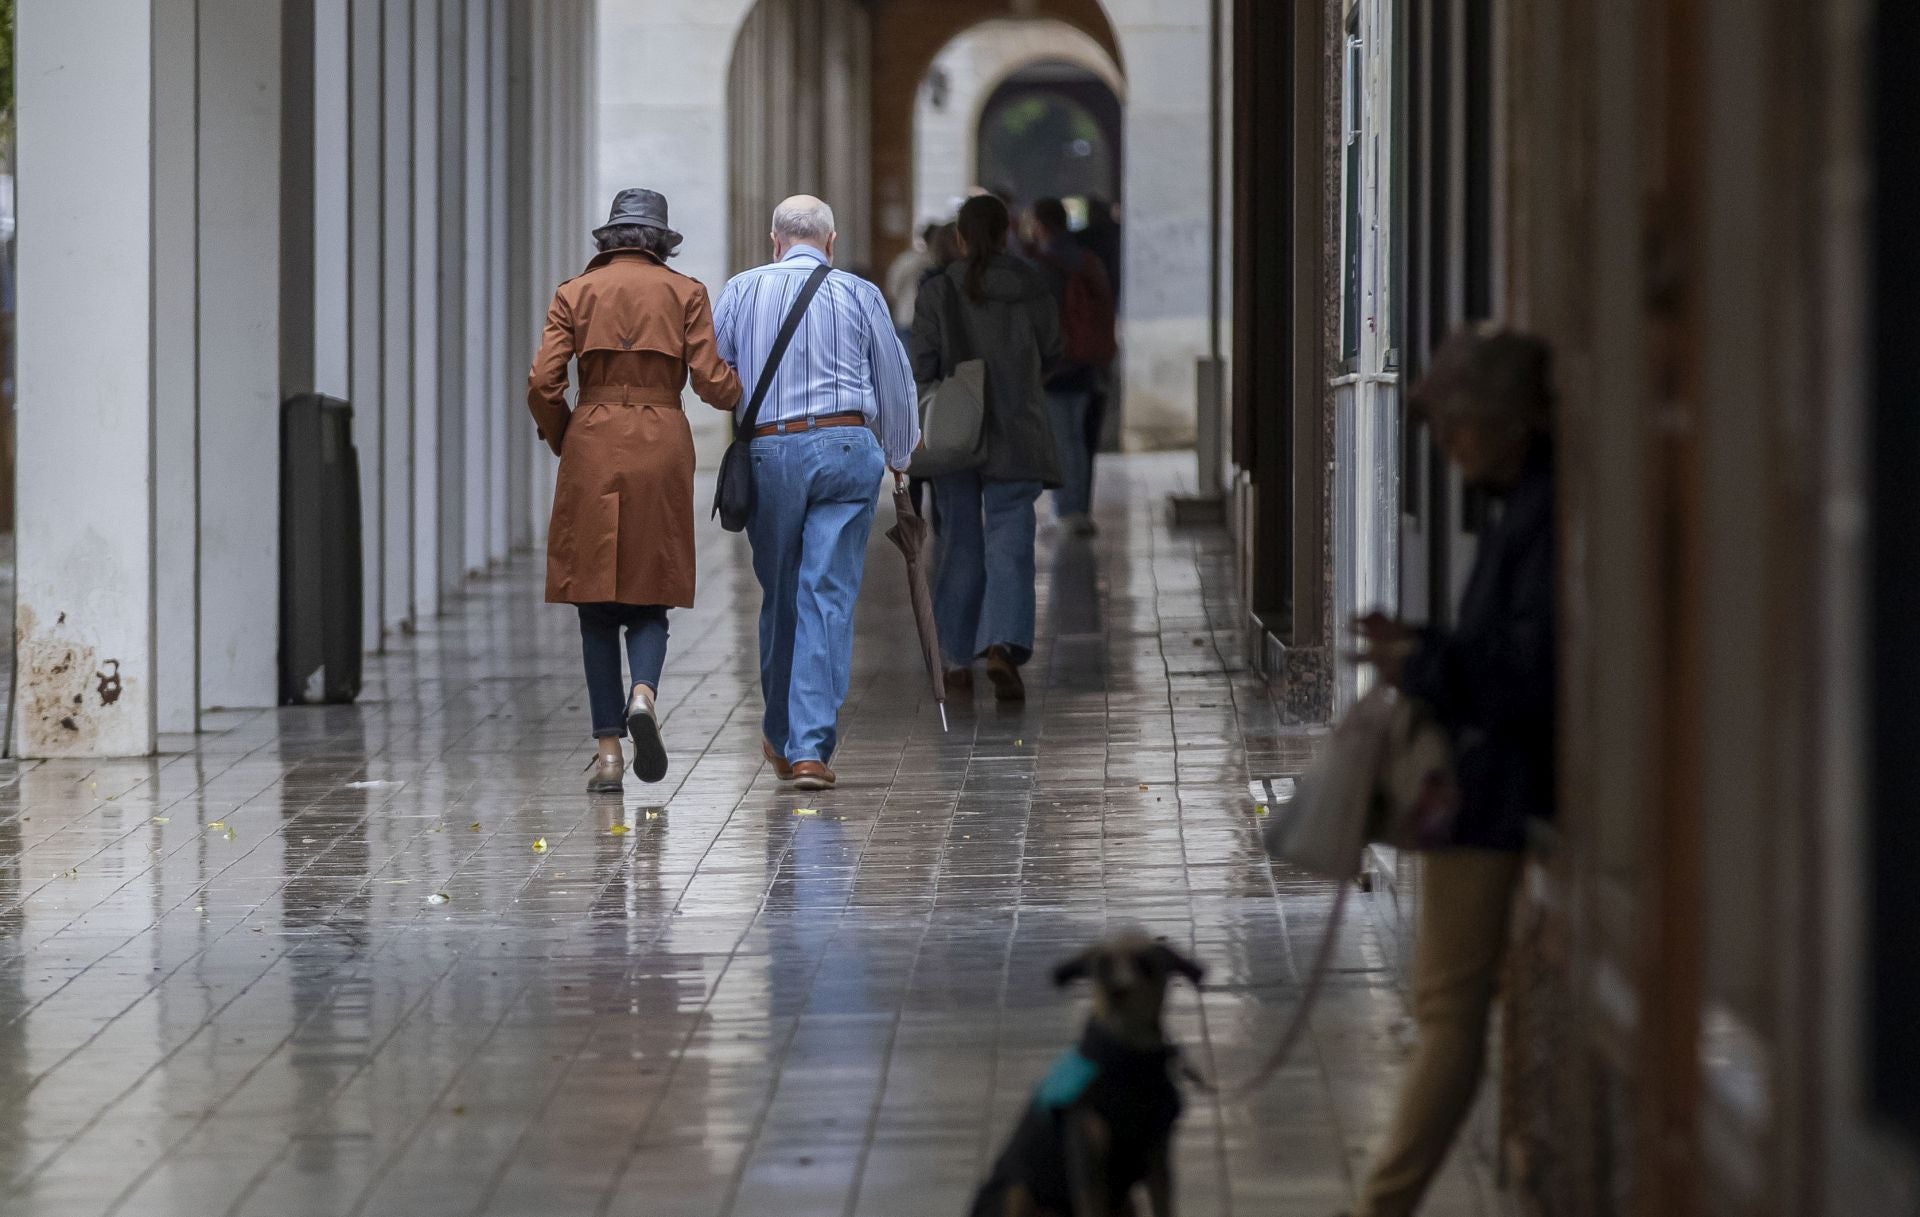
0, 456, 1498, 1216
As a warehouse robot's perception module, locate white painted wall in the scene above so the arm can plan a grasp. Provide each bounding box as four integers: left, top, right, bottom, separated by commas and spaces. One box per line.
1099, 0, 1212, 450
198, 0, 283, 711
14, 0, 158, 756
597, 0, 1214, 451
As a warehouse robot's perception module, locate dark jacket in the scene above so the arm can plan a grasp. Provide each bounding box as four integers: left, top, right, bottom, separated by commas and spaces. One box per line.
910, 254, 1063, 487
969, 1022, 1183, 1217
1404, 444, 1555, 851
1031, 234, 1101, 394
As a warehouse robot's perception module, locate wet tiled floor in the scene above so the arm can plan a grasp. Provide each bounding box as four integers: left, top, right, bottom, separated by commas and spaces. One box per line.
0, 456, 1498, 1216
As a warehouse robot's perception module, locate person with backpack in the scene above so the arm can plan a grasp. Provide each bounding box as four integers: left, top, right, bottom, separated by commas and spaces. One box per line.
1027, 197, 1117, 536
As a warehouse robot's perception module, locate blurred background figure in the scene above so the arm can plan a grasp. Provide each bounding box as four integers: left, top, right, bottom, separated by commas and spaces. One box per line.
1026, 196, 1116, 535
910, 194, 1061, 703
1347, 329, 1556, 1217
886, 223, 940, 344
907, 220, 965, 518
1076, 195, 1122, 467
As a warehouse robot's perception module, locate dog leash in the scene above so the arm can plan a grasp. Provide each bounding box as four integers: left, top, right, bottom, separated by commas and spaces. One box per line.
1176, 879, 1353, 1101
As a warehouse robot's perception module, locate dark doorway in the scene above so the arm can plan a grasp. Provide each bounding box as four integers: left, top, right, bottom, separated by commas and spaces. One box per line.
975, 62, 1122, 210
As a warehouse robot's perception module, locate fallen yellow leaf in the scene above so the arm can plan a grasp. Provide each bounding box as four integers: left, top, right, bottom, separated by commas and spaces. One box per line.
531, 838, 549, 853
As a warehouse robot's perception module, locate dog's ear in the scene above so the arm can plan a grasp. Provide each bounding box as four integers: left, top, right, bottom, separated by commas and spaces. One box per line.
1153, 941, 1206, 986
1052, 951, 1092, 987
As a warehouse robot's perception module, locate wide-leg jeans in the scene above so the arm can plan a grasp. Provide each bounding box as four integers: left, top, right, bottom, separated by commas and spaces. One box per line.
930, 471, 1042, 669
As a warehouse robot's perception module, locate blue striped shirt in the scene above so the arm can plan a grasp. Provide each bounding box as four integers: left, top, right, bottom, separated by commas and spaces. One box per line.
712, 245, 920, 469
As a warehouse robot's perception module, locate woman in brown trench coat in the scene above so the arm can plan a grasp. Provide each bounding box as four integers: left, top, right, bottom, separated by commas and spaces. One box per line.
527, 189, 741, 792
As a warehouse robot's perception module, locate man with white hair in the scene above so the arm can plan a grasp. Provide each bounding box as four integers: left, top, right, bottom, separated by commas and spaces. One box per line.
712, 195, 920, 792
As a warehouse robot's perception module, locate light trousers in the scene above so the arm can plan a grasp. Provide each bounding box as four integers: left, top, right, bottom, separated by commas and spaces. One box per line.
1355, 848, 1523, 1217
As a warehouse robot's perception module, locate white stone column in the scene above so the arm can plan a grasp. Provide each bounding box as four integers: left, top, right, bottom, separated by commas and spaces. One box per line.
14, 0, 158, 756
349, 0, 385, 648
527, 0, 556, 550
381, 0, 416, 636
462, 0, 488, 575
313, 0, 352, 399
488, 0, 512, 563
198, 0, 283, 710
504, 0, 534, 554
435, 0, 467, 599
411, 0, 441, 617
154, 0, 201, 736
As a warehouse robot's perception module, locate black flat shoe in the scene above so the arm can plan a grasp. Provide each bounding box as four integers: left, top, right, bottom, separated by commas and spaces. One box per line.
625, 687, 669, 783
985, 646, 1025, 702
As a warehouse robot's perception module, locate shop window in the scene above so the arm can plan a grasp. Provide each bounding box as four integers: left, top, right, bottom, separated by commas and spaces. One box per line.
1341, 18, 1363, 366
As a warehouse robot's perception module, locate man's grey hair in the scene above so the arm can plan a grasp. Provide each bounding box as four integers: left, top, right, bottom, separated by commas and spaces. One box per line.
772, 195, 836, 245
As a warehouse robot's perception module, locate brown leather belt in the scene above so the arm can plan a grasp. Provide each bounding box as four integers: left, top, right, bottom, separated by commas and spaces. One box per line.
748, 412, 867, 438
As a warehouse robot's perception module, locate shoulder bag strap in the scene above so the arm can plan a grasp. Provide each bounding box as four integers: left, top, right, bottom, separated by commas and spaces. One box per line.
740, 263, 833, 433
942, 271, 976, 372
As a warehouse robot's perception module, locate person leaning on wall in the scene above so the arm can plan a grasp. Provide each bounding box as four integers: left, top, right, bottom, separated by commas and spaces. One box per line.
1341, 328, 1557, 1217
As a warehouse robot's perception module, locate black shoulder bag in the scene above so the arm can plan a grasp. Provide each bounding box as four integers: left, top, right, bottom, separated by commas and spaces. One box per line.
712, 263, 833, 532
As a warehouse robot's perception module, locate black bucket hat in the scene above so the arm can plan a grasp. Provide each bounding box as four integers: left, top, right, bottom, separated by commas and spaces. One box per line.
593, 188, 683, 248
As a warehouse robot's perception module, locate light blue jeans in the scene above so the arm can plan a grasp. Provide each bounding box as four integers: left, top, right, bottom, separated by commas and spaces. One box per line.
930, 471, 1042, 668
1046, 388, 1094, 518
746, 426, 886, 764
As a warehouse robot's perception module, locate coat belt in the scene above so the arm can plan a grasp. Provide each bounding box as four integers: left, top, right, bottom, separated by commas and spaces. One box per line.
576, 388, 682, 407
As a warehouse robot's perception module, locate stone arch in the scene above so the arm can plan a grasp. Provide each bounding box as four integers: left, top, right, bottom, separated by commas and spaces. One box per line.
869, 0, 1125, 271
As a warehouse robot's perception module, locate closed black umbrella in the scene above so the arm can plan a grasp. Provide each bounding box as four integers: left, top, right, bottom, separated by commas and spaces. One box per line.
883, 478, 948, 731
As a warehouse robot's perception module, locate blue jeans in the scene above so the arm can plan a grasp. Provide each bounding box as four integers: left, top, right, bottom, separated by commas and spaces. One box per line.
577, 603, 669, 738
930, 472, 1041, 667
1046, 388, 1094, 517
746, 427, 886, 764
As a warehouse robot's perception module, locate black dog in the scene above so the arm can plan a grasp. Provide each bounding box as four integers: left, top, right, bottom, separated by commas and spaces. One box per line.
969, 932, 1206, 1217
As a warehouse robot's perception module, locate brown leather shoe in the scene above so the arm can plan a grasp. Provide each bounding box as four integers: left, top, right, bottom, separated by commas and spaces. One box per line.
943, 667, 974, 695
762, 739, 794, 781
985, 645, 1025, 702
791, 760, 836, 791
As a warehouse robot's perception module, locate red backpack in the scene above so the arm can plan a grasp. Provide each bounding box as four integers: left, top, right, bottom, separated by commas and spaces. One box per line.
1044, 249, 1118, 366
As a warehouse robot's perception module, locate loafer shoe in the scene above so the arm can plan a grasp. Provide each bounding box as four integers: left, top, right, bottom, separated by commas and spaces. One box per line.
587, 752, 625, 793
763, 739, 794, 781
791, 760, 836, 791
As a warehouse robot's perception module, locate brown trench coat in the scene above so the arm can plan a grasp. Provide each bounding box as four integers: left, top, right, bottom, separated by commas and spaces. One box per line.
527, 248, 742, 607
